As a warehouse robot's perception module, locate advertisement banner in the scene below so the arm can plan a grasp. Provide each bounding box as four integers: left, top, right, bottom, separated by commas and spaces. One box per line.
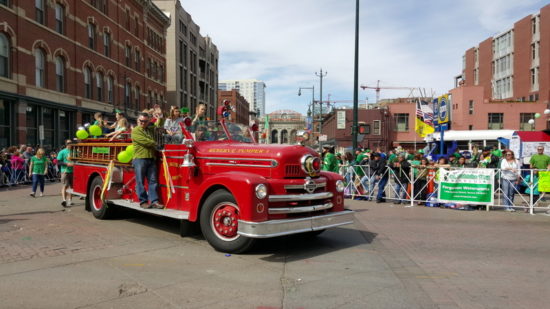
438, 168, 494, 204
337, 111, 346, 129
438, 94, 449, 124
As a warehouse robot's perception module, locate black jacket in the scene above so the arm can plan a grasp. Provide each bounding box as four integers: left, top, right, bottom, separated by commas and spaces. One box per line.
390, 160, 411, 183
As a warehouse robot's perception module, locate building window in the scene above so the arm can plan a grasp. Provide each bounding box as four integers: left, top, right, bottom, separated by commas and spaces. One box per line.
468, 125, 473, 130
55, 56, 65, 92
34, 49, 45, 88
124, 82, 131, 107
159, 65, 164, 82
83, 67, 92, 99
373, 120, 381, 135
96, 72, 103, 101
125, 8, 130, 29
134, 16, 139, 36
88, 23, 96, 49
0, 33, 9, 78
0, 0, 8, 7
134, 86, 140, 110
394, 113, 409, 132
135, 49, 140, 71
35, 0, 45, 24
468, 100, 474, 115
520, 113, 535, 131
107, 76, 114, 104
103, 32, 110, 57
125, 45, 131, 67
488, 113, 504, 130
55, 3, 64, 34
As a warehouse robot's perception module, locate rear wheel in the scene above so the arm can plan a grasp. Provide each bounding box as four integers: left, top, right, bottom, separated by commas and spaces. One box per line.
88, 176, 115, 219
200, 189, 255, 253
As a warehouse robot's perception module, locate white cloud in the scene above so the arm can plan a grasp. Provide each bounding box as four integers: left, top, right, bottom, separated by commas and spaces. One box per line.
180, 0, 547, 114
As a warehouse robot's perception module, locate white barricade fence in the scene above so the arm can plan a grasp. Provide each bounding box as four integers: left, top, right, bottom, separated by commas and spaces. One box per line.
0, 161, 60, 187
341, 165, 550, 215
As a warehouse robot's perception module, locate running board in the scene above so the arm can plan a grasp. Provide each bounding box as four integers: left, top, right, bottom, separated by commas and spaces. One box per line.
67, 189, 86, 197
109, 199, 190, 220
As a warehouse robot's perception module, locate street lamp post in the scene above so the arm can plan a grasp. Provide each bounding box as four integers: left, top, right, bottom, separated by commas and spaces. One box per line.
315, 69, 327, 137
352, 0, 360, 151
298, 85, 315, 133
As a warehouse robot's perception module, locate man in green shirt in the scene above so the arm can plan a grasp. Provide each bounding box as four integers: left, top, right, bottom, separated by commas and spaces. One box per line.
321, 144, 339, 173
57, 140, 74, 208
530, 145, 550, 170
132, 112, 163, 209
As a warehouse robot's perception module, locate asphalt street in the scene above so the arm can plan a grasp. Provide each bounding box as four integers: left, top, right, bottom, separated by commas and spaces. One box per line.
1, 183, 549, 309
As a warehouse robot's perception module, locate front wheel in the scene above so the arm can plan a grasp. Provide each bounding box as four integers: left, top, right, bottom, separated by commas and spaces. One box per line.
200, 189, 255, 253
87, 176, 115, 219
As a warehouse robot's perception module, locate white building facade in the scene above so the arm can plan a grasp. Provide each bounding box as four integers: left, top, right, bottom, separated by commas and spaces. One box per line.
219, 79, 266, 117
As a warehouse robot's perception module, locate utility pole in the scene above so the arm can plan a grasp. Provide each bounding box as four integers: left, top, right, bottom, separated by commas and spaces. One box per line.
315, 68, 327, 147
352, 0, 360, 151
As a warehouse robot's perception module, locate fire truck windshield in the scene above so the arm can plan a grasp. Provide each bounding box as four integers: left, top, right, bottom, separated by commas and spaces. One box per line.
188, 121, 252, 143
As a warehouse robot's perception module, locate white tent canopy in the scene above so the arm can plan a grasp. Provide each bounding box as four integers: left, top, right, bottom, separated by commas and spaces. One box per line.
427, 130, 516, 142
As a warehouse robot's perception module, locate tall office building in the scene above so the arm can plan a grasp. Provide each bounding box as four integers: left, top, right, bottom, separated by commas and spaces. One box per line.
154, 0, 219, 120
451, 4, 550, 131
219, 79, 266, 117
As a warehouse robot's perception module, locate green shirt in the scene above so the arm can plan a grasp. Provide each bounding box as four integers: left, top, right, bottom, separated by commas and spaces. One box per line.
132, 125, 157, 159
31, 156, 48, 175
322, 153, 340, 173
57, 148, 73, 173
530, 154, 550, 170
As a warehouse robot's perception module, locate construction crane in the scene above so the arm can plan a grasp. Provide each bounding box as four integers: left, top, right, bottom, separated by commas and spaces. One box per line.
360, 80, 417, 104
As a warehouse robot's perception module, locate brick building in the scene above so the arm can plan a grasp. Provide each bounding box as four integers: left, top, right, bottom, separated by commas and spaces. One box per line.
322, 108, 393, 150
451, 4, 550, 131
153, 0, 218, 121
217, 90, 250, 126
0, 0, 170, 149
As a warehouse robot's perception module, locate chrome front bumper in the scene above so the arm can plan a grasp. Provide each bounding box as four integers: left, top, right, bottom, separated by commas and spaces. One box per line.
237, 210, 355, 238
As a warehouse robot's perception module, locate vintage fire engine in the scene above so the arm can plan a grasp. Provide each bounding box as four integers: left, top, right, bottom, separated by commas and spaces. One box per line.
70, 103, 354, 253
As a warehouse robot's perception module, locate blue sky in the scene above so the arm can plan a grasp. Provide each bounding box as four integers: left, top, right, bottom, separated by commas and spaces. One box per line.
182, 0, 547, 115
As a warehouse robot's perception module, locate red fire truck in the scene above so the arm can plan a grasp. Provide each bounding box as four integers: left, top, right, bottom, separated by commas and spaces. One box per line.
70, 103, 354, 253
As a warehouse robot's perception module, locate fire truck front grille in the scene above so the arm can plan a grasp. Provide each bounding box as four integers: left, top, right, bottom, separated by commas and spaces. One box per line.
285, 164, 302, 177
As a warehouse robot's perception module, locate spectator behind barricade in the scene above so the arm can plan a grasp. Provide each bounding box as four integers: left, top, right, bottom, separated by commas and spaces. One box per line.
523, 170, 541, 211
529, 145, 550, 170
163, 107, 185, 144
336, 153, 343, 165
478, 147, 500, 168
354, 148, 367, 179
390, 154, 411, 204
387, 150, 396, 164
500, 150, 520, 212
375, 147, 386, 159
358, 152, 381, 201
22, 146, 34, 162
10, 151, 25, 185
28, 148, 49, 198
321, 145, 340, 173
343, 152, 354, 184
48, 151, 59, 181
455, 156, 468, 168
0, 152, 9, 186
105, 110, 129, 141
412, 158, 429, 205
373, 152, 389, 203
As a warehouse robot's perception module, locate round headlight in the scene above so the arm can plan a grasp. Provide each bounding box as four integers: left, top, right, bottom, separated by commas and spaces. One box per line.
255, 184, 268, 199
336, 180, 345, 192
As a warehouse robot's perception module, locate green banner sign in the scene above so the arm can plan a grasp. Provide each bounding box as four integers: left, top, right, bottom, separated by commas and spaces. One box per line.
538, 171, 550, 192
92, 147, 110, 154
438, 168, 494, 205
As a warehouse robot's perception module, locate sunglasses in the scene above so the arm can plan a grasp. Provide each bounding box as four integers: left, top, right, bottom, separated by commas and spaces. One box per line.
138, 119, 149, 123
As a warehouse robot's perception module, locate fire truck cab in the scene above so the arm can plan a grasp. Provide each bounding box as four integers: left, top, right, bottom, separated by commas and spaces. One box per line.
70, 103, 354, 253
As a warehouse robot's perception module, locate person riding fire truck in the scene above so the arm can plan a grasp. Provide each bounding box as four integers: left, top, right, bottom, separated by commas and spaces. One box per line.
69, 101, 354, 253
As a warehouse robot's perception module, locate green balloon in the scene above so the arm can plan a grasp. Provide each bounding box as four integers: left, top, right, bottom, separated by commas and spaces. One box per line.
89, 125, 102, 136
117, 151, 132, 163
76, 130, 89, 139
535, 113, 541, 119
126, 145, 134, 154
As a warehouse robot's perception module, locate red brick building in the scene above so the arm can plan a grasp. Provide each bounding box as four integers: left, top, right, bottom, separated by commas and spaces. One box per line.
451, 4, 550, 131
0, 0, 170, 149
217, 90, 250, 126
322, 108, 393, 150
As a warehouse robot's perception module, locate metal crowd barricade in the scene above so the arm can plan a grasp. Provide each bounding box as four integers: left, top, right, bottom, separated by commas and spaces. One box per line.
1, 160, 61, 187
341, 164, 550, 215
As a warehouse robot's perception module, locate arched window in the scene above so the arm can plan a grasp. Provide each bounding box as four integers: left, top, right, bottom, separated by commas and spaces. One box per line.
96, 72, 104, 101
0, 33, 9, 78
271, 130, 278, 144
281, 129, 288, 144
107, 76, 114, 103
34, 49, 45, 88
83, 67, 92, 99
55, 56, 65, 92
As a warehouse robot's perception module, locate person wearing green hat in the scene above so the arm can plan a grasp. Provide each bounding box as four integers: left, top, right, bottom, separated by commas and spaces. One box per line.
322, 145, 340, 173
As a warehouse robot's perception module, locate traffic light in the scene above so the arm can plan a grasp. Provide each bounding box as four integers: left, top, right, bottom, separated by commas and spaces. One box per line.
358, 123, 370, 135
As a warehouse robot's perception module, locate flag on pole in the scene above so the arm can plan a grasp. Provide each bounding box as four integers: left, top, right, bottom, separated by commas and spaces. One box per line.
415, 100, 434, 137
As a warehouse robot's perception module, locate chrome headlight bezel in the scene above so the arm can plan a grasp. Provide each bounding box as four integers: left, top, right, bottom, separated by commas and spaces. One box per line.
255, 184, 268, 199
336, 180, 345, 192
300, 154, 321, 175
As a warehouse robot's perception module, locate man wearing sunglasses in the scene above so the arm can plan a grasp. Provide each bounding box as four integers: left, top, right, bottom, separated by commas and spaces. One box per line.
131, 112, 163, 209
